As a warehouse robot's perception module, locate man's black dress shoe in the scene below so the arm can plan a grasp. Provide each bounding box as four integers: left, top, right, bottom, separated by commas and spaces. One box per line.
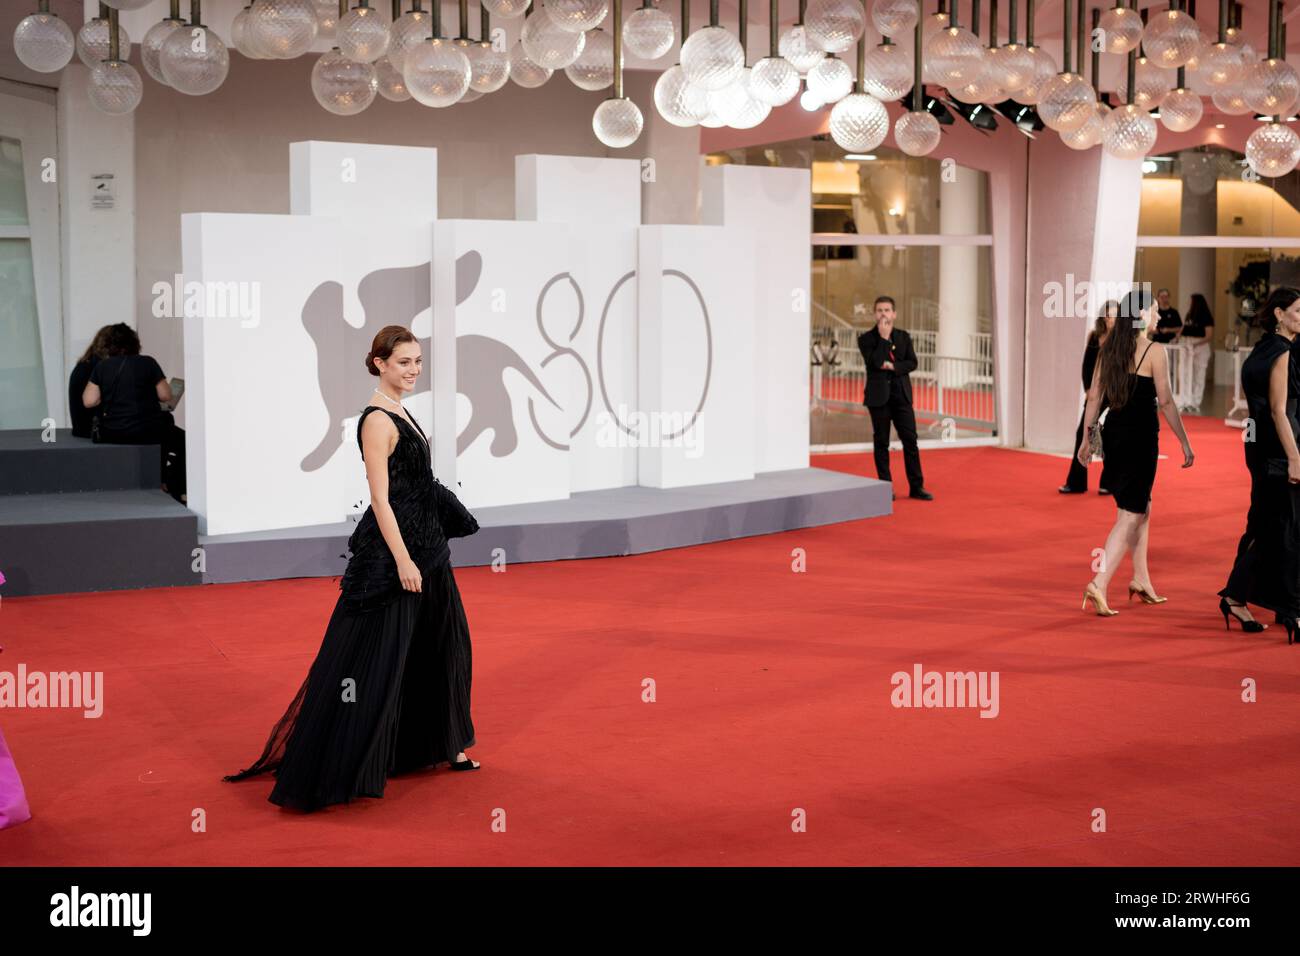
909, 489, 934, 501
1058, 485, 1086, 494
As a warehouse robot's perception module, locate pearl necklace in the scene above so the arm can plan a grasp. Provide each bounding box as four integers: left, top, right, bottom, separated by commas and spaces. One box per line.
373, 387, 404, 409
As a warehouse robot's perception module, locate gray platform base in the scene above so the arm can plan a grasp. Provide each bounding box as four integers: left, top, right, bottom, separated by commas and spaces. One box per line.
199, 467, 891, 585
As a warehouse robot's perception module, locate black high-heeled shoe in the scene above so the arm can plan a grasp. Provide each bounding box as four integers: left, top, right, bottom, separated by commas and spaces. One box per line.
1220, 598, 1266, 633
448, 755, 480, 771
1282, 619, 1298, 645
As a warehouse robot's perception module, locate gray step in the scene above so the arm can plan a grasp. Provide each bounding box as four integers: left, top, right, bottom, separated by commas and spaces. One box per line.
0, 429, 160, 495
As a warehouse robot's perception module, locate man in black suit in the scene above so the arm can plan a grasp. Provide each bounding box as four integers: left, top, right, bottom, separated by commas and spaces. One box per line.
857, 296, 932, 501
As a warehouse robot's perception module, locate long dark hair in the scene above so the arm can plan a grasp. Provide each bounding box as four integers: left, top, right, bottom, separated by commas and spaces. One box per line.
1096, 290, 1151, 411
1185, 293, 1212, 329
1091, 299, 1120, 345
103, 323, 142, 357
78, 325, 116, 365
1259, 287, 1300, 333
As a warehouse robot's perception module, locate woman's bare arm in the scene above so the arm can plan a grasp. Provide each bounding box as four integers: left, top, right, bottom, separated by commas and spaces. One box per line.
1149, 344, 1194, 466
83, 381, 101, 408
361, 412, 421, 591
1076, 373, 1103, 465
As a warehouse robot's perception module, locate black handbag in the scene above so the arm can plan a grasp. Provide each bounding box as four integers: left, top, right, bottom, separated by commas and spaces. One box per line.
433, 477, 479, 538
90, 358, 126, 443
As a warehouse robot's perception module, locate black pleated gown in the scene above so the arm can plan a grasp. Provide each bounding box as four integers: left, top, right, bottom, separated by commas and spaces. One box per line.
223, 406, 480, 811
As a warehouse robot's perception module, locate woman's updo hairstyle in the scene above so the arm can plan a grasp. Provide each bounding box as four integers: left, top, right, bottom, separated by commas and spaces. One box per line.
365, 325, 417, 376
1258, 286, 1300, 334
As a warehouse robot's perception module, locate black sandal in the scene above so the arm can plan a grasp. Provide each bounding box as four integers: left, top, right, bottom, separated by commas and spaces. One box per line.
448, 756, 480, 771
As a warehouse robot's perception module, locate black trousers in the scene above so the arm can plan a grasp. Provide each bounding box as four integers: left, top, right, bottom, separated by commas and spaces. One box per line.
1064, 408, 1089, 490
100, 413, 186, 502
868, 391, 924, 491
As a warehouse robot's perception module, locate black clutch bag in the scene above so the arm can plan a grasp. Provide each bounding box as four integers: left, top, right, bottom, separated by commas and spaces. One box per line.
433, 477, 479, 538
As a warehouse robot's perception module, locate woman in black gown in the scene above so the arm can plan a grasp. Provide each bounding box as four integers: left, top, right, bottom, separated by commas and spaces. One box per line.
1077, 290, 1194, 616
1060, 300, 1119, 494
224, 325, 481, 811
1218, 287, 1300, 642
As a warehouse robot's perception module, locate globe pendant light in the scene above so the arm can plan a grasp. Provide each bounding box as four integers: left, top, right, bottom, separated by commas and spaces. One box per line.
484, 0, 533, 19
143, 2, 187, 85
593, 0, 644, 146
405, 1, 472, 104
389, 2, 432, 71
510, 7, 554, 87
78, 7, 133, 68
952, 0, 1004, 105
1098, 1, 1142, 54
872, 0, 918, 38
14, 1, 77, 74
1117, 55, 1173, 110
1017, 0, 1057, 103
624, 1, 675, 60
315, 0, 342, 40
1038, 0, 1094, 132
780, 0, 827, 74
1244, 1, 1299, 117
468, 4, 512, 91
1143, 4, 1199, 68
1102, 26, 1157, 160
989, 0, 1033, 92
807, 54, 854, 103
680, 0, 744, 90
522, 1, 588, 67
548, 0, 610, 33
654, 1, 711, 125
922, 0, 949, 40
312, 2, 379, 111
806, 0, 866, 54
1191, 0, 1243, 90
249, 0, 320, 58
894, 10, 941, 155
566, 27, 615, 88
89, 8, 143, 115
1245, 0, 1300, 176
751, 0, 801, 106
338, 1, 391, 62
709, 0, 772, 128
1060, 8, 1106, 149
233, 4, 269, 58
160, 1, 231, 95
926, 0, 983, 89
861, 36, 913, 102
375, 53, 412, 98
829, 6, 888, 152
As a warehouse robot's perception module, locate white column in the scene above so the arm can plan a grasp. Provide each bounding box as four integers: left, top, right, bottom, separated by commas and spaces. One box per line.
938, 168, 980, 359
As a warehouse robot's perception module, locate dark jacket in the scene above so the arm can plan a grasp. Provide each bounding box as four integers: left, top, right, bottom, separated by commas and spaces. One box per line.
857, 326, 919, 407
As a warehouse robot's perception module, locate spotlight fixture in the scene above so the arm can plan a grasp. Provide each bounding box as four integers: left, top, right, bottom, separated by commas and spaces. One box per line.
994, 99, 1043, 134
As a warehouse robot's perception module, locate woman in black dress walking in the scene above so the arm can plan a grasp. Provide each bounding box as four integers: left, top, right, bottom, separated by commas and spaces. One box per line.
1077, 291, 1194, 615
1060, 300, 1119, 494
1218, 287, 1300, 642
224, 325, 481, 810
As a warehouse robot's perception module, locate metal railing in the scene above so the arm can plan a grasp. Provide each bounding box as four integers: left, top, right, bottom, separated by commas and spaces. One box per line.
810, 354, 997, 434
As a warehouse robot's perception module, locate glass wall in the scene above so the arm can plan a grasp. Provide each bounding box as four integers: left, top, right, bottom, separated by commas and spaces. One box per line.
0, 136, 45, 430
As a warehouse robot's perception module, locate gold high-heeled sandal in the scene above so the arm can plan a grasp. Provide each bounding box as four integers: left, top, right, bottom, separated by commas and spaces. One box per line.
1082, 582, 1119, 616
1127, 581, 1167, 604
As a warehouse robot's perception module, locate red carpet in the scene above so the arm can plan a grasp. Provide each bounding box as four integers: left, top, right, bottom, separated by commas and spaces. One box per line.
2, 415, 1298, 866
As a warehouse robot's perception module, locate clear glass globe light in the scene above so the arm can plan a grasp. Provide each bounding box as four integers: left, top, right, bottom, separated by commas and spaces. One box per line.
1099, 6, 1143, 54
806, 55, 854, 104
895, 110, 942, 156
623, 7, 674, 60
862, 42, 912, 101
990, 42, 1035, 92
1159, 88, 1202, 132
1016, 45, 1058, 104
484, 0, 534, 19
926, 26, 984, 88
680, 25, 744, 90
14, 13, 75, 73
467, 41, 512, 92
314, 0, 340, 41
338, 5, 390, 63
142, 18, 185, 85
871, 0, 919, 39
405, 37, 472, 106
1060, 102, 1108, 150
1245, 59, 1300, 117
522, 8, 587, 68
311, 48, 377, 114
1247, 122, 1300, 178
1211, 88, 1252, 115
77, 18, 132, 68
547, 0, 609, 34
388, 11, 431, 72
1117, 57, 1173, 110
375, 55, 412, 100
805, 0, 866, 55
1102, 102, 1157, 159
565, 28, 614, 90
780, 25, 825, 74
1191, 41, 1242, 89
458, 87, 484, 103
160, 25, 230, 95
88, 59, 143, 114
593, 96, 643, 147
654, 63, 710, 125
800, 87, 824, 111
750, 56, 801, 105
1037, 72, 1095, 132
726, 73, 773, 129
248, 0, 319, 59
1143, 9, 1201, 68
509, 40, 553, 87
952, 50, 1002, 103
829, 91, 889, 151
